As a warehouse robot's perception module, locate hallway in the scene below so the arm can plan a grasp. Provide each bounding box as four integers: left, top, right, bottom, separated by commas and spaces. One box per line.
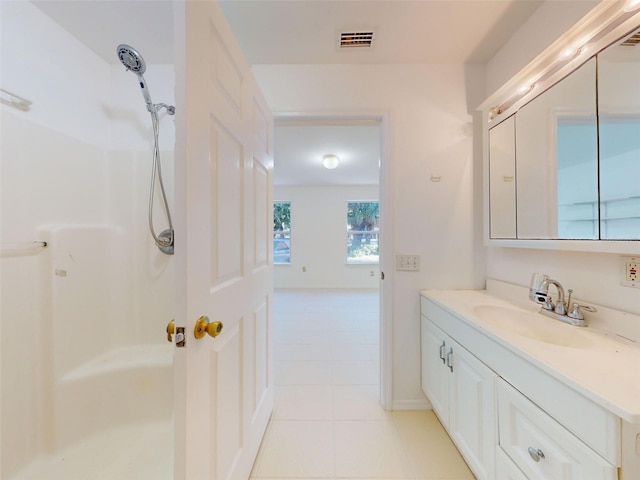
251, 289, 474, 479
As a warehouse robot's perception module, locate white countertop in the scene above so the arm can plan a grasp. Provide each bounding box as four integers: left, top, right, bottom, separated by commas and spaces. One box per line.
421, 288, 640, 424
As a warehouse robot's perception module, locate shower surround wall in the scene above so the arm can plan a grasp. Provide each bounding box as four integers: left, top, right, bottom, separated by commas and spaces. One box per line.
0, 2, 174, 478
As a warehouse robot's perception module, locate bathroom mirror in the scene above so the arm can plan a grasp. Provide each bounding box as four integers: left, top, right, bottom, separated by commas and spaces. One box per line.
488, 115, 516, 239
597, 28, 640, 240
486, 28, 640, 244
515, 58, 598, 240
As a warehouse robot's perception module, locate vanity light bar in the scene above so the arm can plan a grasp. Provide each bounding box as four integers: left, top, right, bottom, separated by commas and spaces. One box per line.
485, 2, 640, 123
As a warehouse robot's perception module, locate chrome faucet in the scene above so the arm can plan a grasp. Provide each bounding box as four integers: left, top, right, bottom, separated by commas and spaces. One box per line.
539, 278, 567, 315
528, 273, 596, 327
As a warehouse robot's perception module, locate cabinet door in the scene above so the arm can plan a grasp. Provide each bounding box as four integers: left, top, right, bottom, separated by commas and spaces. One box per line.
421, 316, 449, 422
448, 338, 497, 480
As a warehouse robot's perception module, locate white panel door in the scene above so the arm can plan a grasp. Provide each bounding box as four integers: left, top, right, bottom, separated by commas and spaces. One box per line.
173, 1, 274, 480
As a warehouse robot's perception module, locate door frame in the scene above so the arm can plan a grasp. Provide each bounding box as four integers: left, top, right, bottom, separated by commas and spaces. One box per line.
272, 109, 394, 409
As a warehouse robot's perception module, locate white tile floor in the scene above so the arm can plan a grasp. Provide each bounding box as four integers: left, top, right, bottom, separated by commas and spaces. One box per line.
251, 289, 475, 480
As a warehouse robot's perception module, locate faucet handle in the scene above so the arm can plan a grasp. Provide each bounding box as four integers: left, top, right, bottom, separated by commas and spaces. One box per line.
554, 301, 567, 316
567, 303, 597, 321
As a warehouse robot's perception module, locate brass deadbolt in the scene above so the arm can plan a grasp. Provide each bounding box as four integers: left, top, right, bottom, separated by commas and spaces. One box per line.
166, 319, 175, 342
194, 315, 224, 339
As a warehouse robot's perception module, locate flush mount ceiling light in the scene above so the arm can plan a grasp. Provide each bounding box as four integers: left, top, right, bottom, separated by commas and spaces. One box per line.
322, 154, 340, 169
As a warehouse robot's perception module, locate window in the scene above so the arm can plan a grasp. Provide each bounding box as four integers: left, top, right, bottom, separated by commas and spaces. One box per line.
273, 201, 291, 264
346, 201, 379, 264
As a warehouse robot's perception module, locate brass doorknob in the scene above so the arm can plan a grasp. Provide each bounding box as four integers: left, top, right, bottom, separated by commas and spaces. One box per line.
166, 319, 175, 342
194, 315, 223, 339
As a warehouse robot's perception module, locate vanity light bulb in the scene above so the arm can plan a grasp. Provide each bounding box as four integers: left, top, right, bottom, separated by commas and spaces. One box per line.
560, 46, 582, 60
624, 0, 640, 11
518, 84, 535, 95
560, 48, 574, 60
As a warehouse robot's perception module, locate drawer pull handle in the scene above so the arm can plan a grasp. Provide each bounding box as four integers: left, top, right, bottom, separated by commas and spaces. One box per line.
528, 447, 545, 462
439, 341, 446, 364
446, 348, 454, 372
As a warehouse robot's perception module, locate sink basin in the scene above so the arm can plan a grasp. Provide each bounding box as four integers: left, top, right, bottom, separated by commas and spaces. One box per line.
473, 305, 592, 348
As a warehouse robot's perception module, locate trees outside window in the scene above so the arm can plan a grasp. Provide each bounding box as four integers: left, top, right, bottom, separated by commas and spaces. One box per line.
346, 201, 379, 264
273, 202, 291, 264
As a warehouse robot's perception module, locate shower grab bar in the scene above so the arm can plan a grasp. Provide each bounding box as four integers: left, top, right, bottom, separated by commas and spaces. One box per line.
0, 88, 32, 111
1, 241, 47, 253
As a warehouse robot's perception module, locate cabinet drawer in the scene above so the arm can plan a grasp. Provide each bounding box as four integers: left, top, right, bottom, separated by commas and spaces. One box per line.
496, 447, 528, 480
497, 379, 617, 480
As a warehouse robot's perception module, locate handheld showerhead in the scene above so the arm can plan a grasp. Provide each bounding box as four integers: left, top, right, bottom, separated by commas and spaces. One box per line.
117, 44, 154, 111
117, 43, 176, 255
117, 44, 146, 74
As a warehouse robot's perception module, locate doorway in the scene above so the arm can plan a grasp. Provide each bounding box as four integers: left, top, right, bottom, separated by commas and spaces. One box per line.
271, 113, 393, 409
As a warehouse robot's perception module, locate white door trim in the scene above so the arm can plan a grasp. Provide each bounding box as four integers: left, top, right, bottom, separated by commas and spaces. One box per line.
272, 108, 394, 410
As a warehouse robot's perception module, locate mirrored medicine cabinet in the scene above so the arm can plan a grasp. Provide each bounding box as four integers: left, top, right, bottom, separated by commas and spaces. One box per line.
485, 15, 640, 251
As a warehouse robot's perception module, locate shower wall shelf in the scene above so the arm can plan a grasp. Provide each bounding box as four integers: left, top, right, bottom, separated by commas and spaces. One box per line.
0, 241, 48, 254
0, 88, 32, 111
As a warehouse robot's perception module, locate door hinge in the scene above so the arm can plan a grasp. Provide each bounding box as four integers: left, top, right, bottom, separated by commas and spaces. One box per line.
381, 271, 385, 280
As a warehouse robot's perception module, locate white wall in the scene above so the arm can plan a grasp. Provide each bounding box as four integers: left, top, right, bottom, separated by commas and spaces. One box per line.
254, 63, 486, 407
274, 185, 379, 289
0, 2, 174, 476
484, 1, 640, 318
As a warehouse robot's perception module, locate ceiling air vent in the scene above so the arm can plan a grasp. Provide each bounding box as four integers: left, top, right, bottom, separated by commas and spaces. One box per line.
620, 31, 640, 46
340, 31, 374, 48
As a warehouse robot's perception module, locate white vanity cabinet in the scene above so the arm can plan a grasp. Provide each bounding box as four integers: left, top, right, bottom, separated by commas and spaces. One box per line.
420, 291, 628, 480
421, 316, 497, 480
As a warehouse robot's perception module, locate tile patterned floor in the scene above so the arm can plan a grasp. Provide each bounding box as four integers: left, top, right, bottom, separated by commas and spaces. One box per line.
251, 289, 475, 480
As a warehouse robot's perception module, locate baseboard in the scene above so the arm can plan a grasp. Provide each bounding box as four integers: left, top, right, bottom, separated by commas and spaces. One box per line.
274, 286, 380, 291
391, 399, 432, 411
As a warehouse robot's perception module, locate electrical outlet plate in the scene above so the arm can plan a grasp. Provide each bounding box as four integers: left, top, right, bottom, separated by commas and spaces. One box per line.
396, 254, 420, 271
621, 256, 639, 288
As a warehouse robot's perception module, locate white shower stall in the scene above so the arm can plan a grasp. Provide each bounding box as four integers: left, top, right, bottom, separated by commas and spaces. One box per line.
1, 2, 175, 478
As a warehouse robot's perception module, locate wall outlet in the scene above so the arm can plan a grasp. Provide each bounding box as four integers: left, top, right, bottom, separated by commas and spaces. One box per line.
622, 257, 639, 288
396, 254, 420, 271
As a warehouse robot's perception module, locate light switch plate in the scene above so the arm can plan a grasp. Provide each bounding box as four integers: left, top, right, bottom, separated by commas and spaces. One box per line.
396, 254, 420, 271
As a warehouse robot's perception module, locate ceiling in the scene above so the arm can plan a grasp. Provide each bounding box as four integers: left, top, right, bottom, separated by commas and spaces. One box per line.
219, 0, 544, 65
32, 0, 544, 66
32, 1, 175, 65
30, 0, 546, 187
275, 122, 381, 186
